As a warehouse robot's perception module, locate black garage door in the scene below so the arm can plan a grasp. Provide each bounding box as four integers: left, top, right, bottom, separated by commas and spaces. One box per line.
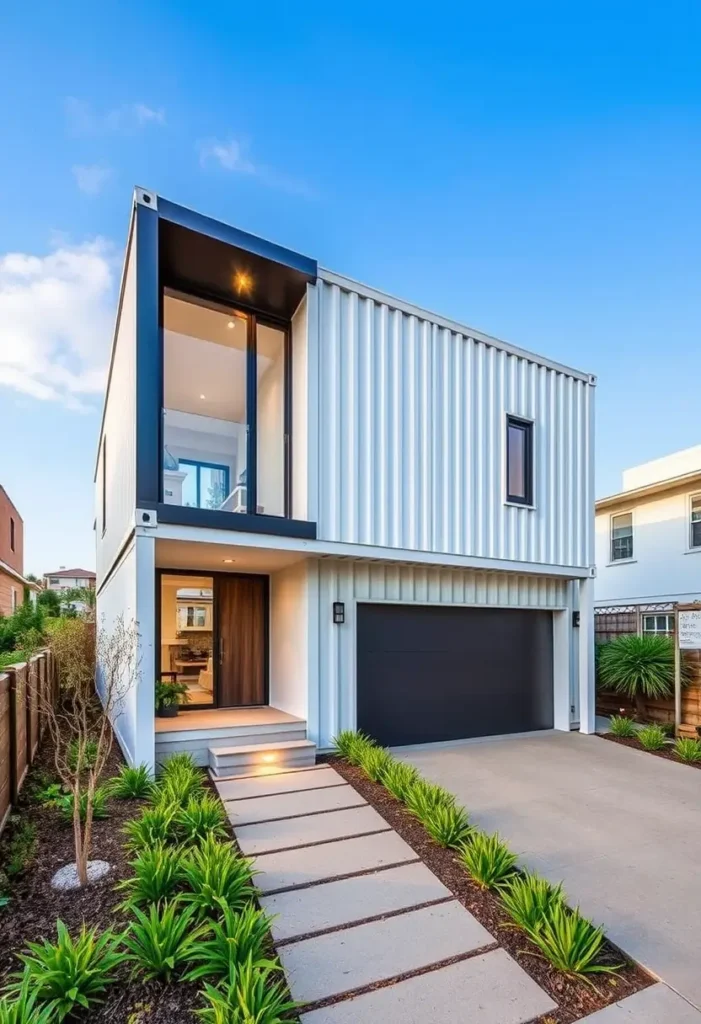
357, 604, 554, 747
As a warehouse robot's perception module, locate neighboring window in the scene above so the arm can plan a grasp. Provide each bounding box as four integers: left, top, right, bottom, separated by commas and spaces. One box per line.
611, 512, 633, 561
49, 577, 60, 585
10, 587, 17, 612
642, 613, 674, 636
506, 416, 533, 505
9, 517, 15, 552
691, 495, 701, 549
101, 437, 107, 534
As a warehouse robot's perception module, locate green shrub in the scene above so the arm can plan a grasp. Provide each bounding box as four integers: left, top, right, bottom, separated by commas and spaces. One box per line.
175, 795, 228, 845
195, 957, 295, 1024
67, 738, 98, 772
598, 634, 689, 718
608, 715, 636, 738
421, 804, 474, 849
0, 971, 55, 1024
526, 902, 620, 978
122, 901, 207, 981
334, 731, 376, 766
381, 760, 419, 801
123, 802, 180, 850
56, 786, 109, 823
184, 903, 272, 982
153, 757, 205, 807
404, 779, 455, 819
459, 832, 518, 890
638, 724, 667, 752
357, 745, 394, 782
499, 872, 565, 933
159, 752, 199, 778
11, 921, 123, 1020
116, 844, 185, 909
107, 763, 154, 800
332, 730, 365, 759
3, 819, 37, 878
181, 836, 256, 918
674, 736, 701, 763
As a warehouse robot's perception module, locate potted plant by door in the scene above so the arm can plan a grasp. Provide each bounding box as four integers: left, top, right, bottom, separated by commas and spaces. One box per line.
155, 680, 189, 717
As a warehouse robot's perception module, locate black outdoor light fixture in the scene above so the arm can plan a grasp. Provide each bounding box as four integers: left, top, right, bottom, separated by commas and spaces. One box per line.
333, 602, 345, 625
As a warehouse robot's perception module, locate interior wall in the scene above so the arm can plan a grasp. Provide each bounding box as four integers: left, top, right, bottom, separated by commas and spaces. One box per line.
269, 560, 309, 720
291, 294, 308, 521
257, 345, 285, 516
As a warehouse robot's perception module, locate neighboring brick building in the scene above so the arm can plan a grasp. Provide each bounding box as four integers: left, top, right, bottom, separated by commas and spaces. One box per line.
0, 486, 39, 617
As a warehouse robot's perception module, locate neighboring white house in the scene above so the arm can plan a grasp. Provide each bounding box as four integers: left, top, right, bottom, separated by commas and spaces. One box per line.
95, 186, 597, 772
595, 446, 701, 638
44, 567, 97, 592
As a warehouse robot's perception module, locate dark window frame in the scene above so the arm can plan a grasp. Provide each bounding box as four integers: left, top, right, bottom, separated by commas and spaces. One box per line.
178, 458, 231, 511
9, 517, 15, 553
610, 511, 634, 562
690, 493, 701, 549
505, 415, 534, 506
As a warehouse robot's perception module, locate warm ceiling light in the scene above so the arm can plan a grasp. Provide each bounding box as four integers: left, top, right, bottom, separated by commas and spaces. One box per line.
261, 753, 276, 763
234, 271, 252, 294
227, 321, 235, 329
222, 558, 236, 563
199, 394, 206, 400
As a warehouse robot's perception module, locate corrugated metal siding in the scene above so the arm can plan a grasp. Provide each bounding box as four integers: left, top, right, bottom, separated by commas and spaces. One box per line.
312, 558, 568, 749
314, 277, 594, 569
96, 230, 137, 583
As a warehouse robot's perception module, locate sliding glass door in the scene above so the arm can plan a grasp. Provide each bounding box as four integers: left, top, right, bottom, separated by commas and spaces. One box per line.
162, 290, 289, 518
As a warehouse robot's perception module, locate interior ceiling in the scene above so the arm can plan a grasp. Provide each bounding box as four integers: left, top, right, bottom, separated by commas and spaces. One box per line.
156, 539, 306, 574
163, 296, 281, 422
161, 574, 213, 589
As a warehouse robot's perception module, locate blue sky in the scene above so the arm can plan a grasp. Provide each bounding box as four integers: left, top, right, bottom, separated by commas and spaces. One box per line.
1, 1, 699, 574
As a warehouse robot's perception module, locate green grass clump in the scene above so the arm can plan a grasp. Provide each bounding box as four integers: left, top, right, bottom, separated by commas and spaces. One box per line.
404, 779, 455, 820
107, 763, 154, 799
184, 903, 273, 983
459, 832, 518, 890
525, 902, 621, 979
123, 802, 180, 851
3, 819, 37, 878
56, 787, 109, 823
673, 736, 701, 763
333, 730, 377, 766
421, 803, 473, 849
181, 836, 257, 918
121, 901, 207, 981
638, 724, 667, 751
175, 795, 228, 845
499, 871, 565, 933
116, 843, 185, 909
382, 760, 420, 802
195, 957, 296, 1024
0, 971, 54, 1023
67, 738, 98, 773
357, 745, 394, 782
608, 715, 636, 738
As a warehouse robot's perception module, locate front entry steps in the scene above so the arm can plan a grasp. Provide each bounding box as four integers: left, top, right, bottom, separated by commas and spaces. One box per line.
209, 738, 317, 779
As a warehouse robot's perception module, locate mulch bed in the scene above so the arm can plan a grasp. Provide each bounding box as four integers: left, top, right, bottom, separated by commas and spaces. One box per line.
328, 757, 653, 1024
599, 731, 701, 769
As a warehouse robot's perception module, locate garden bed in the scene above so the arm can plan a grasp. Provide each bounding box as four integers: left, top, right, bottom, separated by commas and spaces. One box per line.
599, 731, 701, 769
328, 756, 653, 1024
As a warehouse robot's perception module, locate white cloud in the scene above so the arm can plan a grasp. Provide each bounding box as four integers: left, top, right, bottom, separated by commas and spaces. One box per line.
198, 137, 314, 198
64, 97, 165, 134
0, 239, 116, 410
72, 163, 113, 195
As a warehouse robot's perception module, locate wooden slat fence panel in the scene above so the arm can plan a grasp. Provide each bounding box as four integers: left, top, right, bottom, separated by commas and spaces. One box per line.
0, 673, 10, 834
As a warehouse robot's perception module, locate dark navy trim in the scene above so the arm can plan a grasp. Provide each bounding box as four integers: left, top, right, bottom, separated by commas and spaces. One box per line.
150, 502, 317, 540
135, 202, 161, 503
177, 459, 231, 509
158, 198, 317, 281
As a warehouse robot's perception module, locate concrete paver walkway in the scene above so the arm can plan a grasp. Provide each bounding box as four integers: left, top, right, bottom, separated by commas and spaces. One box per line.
401, 731, 701, 1018
215, 764, 557, 1022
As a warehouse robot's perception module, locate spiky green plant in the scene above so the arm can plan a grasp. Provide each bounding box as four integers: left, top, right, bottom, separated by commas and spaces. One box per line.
357, 745, 394, 782
175, 794, 228, 845
107, 763, 154, 799
10, 921, 123, 1020
404, 779, 455, 819
337, 731, 377, 766
638, 724, 667, 751
181, 836, 257, 918
421, 803, 474, 848
0, 971, 55, 1024
526, 902, 621, 978
499, 871, 565, 933
184, 903, 272, 982
123, 802, 180, 850
382, 760, 419, 801
332, 730, 368, 759
121, 900, 207, 981
608, 715, 636, 738
159, 752, 199, 777
115, 843, 185, 908
195, 957, 295, 1024
56, 786, 109, 823
674, 736, 701, 763
459, 832, 518, 890
67, 738, 98, 773
598, 634, 689, 718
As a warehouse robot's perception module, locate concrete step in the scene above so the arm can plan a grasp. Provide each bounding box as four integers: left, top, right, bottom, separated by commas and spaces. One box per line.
209, 739, 317, 778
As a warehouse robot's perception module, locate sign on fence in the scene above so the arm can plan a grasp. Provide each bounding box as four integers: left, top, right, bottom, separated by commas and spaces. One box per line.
679, 610, 701, 650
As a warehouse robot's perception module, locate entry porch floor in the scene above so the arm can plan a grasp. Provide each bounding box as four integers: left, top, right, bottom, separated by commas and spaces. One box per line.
154, 706, 304, 733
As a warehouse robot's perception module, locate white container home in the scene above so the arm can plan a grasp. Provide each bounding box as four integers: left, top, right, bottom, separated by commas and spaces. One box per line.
95, 187, 597, 773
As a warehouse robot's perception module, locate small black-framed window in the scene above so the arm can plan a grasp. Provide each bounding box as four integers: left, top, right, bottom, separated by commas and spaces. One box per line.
690, 494, 701, 549
611, 511, 633, 561
506, 415, 534, 505
101, 437, 107, 535
9, 517, 15, 553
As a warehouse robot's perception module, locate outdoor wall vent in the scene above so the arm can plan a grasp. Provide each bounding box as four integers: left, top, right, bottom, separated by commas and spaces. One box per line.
136, 508, 158, 528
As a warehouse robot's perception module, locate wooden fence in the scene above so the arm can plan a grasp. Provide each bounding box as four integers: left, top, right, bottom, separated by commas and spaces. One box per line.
0, 650, 57, 836
598, 649, 701, 737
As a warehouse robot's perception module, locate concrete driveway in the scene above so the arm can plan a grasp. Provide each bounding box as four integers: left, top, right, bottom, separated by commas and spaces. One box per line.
401, 731, 701, 1011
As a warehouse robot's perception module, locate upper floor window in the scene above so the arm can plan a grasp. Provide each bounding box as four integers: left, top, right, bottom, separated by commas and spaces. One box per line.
506, 416, 533, 505
611, 512, 633, 561
642, 613, 674, 636
162, 292, 288, 519
691, 495, 701, 549
9, 516, 15, 552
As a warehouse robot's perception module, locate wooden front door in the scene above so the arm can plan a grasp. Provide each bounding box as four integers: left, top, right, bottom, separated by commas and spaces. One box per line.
215, 575, 267, 707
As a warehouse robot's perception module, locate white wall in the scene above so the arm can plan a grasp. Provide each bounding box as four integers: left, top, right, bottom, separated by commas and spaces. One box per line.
96, 221, 137, 583
623, 446, 701, 491
269, 560, 309, 720
291, 294, 308, 521
311, 275, 594, 570
595, 487, 701, 605
309, 558, 570, 750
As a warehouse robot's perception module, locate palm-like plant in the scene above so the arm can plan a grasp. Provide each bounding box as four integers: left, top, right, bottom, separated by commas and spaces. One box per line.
184, 902, 272, 982
0, 971, 55, 1024
180, 836, 257, 917
598, 635, 689, 719
195, 957, 295, 1024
